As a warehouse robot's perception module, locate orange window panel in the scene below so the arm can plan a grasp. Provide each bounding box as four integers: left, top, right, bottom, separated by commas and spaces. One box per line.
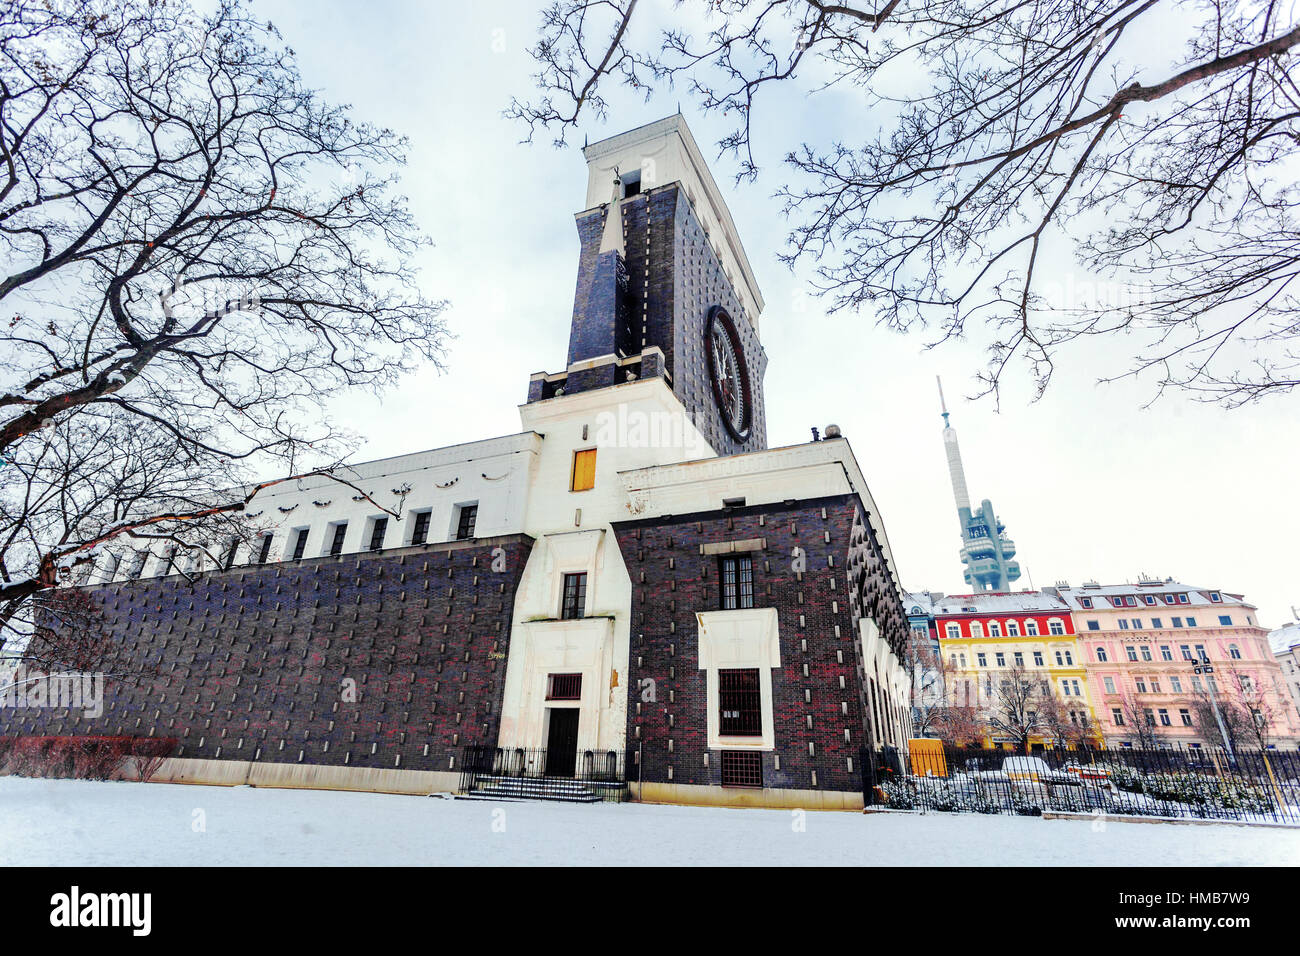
571, 448, 597, 491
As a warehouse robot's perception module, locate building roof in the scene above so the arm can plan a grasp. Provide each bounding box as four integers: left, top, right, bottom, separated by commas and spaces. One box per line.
1053, 581, 1252, 611
1270, 621, 1300, 655
927, 590, 1070, 617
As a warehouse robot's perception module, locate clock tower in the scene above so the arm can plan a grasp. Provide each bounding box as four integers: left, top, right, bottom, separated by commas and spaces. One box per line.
526, 114, 768, 457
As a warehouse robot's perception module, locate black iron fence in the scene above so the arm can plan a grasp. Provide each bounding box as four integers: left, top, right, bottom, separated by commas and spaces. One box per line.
459, 745, 629, 801
863, 744, 1300, 824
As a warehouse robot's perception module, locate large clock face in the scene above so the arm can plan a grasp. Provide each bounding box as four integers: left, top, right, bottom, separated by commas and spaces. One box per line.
704, 306, 752, 442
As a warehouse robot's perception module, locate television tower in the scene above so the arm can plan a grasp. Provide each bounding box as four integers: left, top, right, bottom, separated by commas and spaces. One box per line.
937, 377, 1021, 592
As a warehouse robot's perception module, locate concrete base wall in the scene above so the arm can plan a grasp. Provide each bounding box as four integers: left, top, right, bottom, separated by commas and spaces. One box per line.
143, 757, 460, 796
634, 781, 863, 811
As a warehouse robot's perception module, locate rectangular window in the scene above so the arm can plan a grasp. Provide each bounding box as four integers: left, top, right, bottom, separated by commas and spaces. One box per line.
1119, 620, 1129, 630
1160, 645, 1172, 661
1132, 619, 1143, 630
1144, 708, 1155, 727
1112, 708, 1124, 726
291, 528, 309, 561
1080, 597, 1093, 609
1087, 620, 1100, 631
1034, 651, 1044, 667
257, 534, 273, 564
1218, 615, 1232, 626
546, 673, 582, 701
719, 668, 762, 737
570, 448, 597, 492
1178, 594, 1189, 604
1104, 676, 1116, 694
1049, 620, 1065, 635
455, 504, 478, 540
1170, 676, 1182, 693
995, 653, 1006, 667
1180, 709, 1192, 726
1126, 646, 1138, 661
1144, 595, 1157, 606
1186, 617, 1197, 627
1209, 592, 1221, 602
561, 572, 587, 619
1136, 679, 1147, 693
1173, 617, 1183, 628
1141, 646, 1152, 661
328, 522, 348, 556
411, 510, 431, 545
720, 750, 762, 788
222, 538, 239, 570
1152, 617, 1163, 629
976, 653, 987, 667
1158, 709, 1171, 726
368, 517, 387, 551
719, 555, 754, 610
1013, 652, 1024, 667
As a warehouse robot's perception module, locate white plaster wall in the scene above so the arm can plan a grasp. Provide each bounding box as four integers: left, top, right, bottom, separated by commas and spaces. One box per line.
98, 432, 541, 582
497, 378, 717, 752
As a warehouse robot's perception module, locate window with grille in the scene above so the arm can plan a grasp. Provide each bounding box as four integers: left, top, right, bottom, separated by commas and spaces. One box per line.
257, 534, 273, 564
456, 504, 478, 540
292, 528, 309, 560
561, 572, 587, 619
719, 668, 761, 736
367, 517, 387, 551
720, 750, 762, 788
719, 555, 754, 610
328, 523, 347, 556
411, 510, 431, 545
571, 449, 597, 491
546, 673, 582, 700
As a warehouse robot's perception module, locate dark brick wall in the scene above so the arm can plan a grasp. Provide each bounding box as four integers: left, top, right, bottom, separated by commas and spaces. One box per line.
552, 183, 768, 457
612, 494, 905, 795
0, 535, 534, 774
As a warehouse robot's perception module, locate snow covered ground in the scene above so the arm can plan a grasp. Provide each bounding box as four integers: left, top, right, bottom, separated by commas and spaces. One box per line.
1, 776, 1297, 866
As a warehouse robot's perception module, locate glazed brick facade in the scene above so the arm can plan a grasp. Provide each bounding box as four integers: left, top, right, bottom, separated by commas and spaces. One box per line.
612, 494, 906, 795
550, 183, 768, 457
0, 535, 534, 774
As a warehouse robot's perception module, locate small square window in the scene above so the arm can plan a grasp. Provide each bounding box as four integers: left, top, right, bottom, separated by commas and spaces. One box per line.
455, 504, 478, 541
546, 673, 582, 700
561, 572, 587, 620
719, 554, 754, 610
367, 517, 388, 551
720, 750, 762, 788
411, 510, 432, 545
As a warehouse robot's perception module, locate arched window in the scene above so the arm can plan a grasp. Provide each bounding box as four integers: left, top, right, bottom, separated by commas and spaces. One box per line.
1229, 643, 1241, 660
1025, 619, 1040, 637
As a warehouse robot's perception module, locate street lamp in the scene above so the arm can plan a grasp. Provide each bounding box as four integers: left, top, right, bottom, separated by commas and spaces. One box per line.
1193, 654, 1234, 763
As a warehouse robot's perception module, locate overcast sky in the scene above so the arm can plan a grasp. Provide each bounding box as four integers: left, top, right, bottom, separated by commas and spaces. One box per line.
257, 0, 1299, 629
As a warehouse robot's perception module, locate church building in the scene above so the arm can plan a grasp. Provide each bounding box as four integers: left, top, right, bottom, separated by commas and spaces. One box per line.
3, 116, 911, 810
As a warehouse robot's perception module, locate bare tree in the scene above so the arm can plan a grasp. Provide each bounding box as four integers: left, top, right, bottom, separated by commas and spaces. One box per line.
1116, 690, 1161, 749
903, 627, 948, 738
984, 665, 1053, 753
0, 0, 447, 650
514, 1, 1300, 406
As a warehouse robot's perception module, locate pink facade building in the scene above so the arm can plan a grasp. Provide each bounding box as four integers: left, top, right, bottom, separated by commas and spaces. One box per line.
1053, 580, 1300, 750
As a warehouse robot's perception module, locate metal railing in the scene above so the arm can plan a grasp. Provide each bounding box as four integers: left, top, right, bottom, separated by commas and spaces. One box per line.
863, 744, 1300, 824
459, 746, 629, 801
